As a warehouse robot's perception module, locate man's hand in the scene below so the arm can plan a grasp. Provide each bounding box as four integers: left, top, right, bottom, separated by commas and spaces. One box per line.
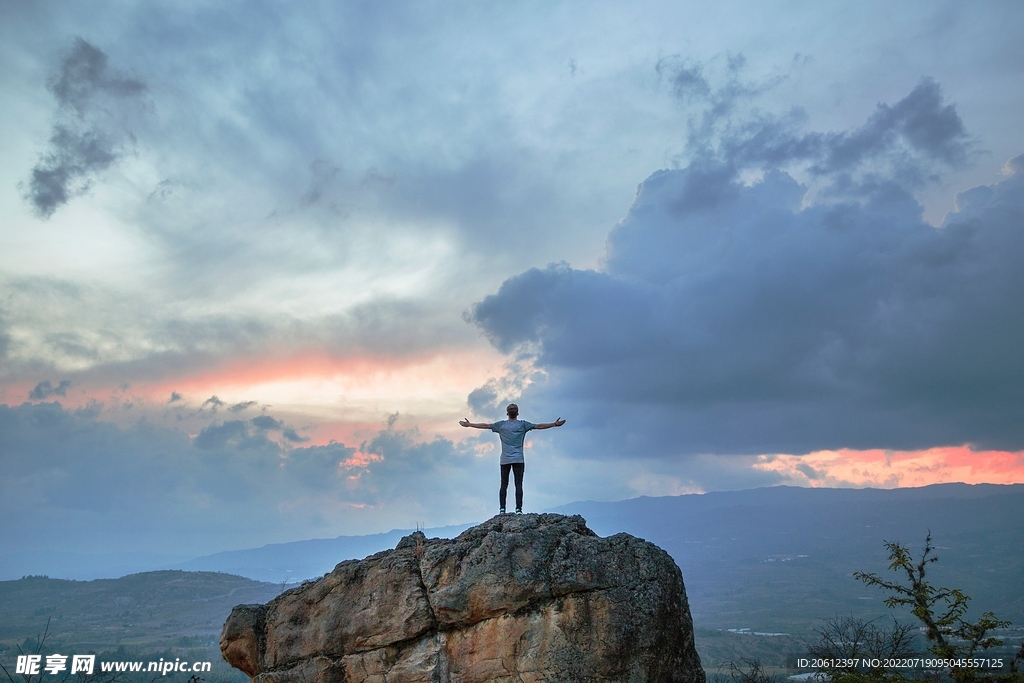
554, 417, 565, 427
460, 418, 470, 427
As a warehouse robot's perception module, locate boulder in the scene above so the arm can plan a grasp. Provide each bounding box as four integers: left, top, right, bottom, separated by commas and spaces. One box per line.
221, 513, 704, 683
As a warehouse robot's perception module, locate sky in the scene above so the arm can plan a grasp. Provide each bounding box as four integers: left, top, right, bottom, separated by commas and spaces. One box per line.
2, 1, 1024, 577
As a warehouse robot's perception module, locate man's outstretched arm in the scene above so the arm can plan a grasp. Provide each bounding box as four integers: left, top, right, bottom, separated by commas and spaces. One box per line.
460, 418, 492, 429
533, 418, 566, 430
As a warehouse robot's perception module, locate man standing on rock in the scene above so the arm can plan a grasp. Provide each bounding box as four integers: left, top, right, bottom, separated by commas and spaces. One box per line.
460, 404, 565, 515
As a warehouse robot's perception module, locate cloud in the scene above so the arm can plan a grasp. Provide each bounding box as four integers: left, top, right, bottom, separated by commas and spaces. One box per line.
24, 38, 147, 218
200, 395, 226, 412
465, 357, 542, 416
168, 392, 182, 403
247, 415, 309, 443
282, 428, 310, 443
720, 78, 972, 185
0, 273, 482, 388
0, 314, 9, 362
74, 399, 104, 419
194, 419, 276, 451
657, 52, 791, 158
818, 78, 969, 171
47, 38, 146, 113
0, 402, 494, 560
654, 56, 970, 195
351, 426, 491, 507
657, 57, 711, 101
250, 415, 284, 430
469, 83, 1024, 458
29, 379, 71, 400
0, 402, 296, 556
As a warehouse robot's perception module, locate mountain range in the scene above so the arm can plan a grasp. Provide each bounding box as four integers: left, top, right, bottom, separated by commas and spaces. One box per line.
169, 482, 1024, 633
3, 483, 1021, 638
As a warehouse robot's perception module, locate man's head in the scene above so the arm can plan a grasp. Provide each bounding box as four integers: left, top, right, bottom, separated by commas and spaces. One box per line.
506, 403, 519, 419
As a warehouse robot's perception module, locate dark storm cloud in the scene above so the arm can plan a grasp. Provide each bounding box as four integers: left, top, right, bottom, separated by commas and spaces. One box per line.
29, 379, 71, 399
718, 78, 971, 183
469, 83, 1024, 457
25, 38, 147, 217
816, 78, 968, 170
657, 56, 970, 194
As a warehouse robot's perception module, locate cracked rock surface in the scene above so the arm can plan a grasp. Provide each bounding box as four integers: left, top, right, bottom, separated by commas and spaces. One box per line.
220, 513, 704, 683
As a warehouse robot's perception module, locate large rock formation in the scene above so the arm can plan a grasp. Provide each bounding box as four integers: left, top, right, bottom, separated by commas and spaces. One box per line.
221, 513, 703, 683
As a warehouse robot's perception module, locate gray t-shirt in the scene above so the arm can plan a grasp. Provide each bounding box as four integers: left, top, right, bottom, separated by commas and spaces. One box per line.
490, 419, 536, 465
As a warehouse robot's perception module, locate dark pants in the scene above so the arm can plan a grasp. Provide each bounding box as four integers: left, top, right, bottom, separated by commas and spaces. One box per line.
499, 463, 525, 510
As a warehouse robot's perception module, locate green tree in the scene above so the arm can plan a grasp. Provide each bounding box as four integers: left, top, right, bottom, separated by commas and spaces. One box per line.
853, 533, 1015, 682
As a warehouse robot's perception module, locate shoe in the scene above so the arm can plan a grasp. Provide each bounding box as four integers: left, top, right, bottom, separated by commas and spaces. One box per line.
515, 508, 522, 515
499, 507, 505, 514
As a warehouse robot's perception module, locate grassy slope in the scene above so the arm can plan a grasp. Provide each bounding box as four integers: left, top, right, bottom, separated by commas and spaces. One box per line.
0, 571, 281, 650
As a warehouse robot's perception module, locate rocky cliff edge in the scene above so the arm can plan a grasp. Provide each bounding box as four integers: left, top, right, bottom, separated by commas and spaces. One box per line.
221, 513, 704, 683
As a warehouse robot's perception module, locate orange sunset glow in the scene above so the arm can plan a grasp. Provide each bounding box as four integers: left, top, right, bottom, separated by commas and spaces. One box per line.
151, 350, 507, 407
755, 446, 1024, 488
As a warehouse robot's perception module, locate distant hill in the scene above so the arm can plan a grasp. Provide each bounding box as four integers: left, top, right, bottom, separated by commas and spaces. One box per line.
173, 523, 473, 583
171, 482, 1024, 635
0, 570, 280, 650
555, 483, 1024, 633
